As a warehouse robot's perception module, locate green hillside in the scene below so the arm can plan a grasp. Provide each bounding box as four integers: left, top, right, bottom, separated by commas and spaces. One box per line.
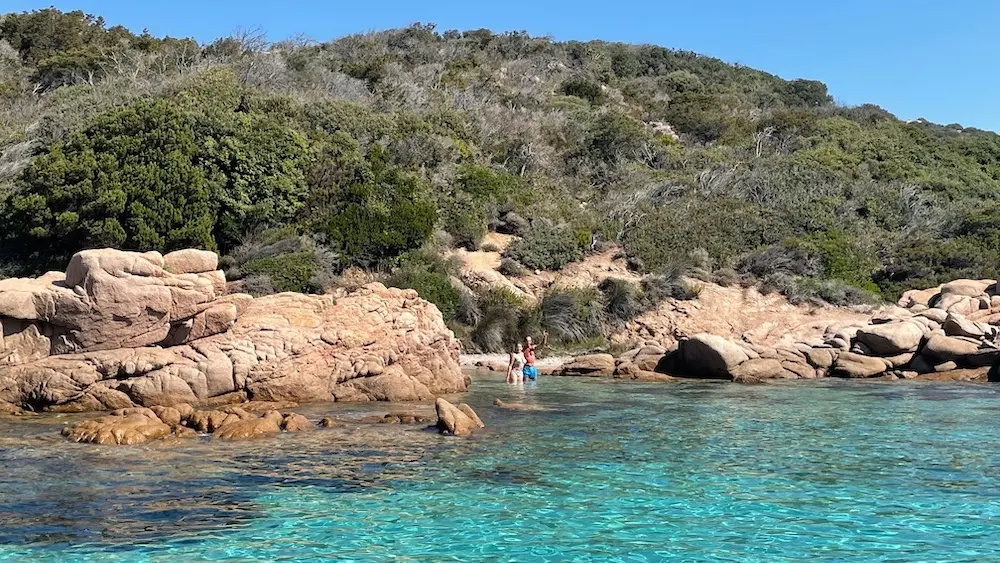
2, 9, 999, 349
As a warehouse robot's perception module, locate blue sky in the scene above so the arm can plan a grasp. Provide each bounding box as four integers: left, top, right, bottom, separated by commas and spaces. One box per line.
7, 1, 1000, 131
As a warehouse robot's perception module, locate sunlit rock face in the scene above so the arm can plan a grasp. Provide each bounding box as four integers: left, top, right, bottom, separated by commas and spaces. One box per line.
0, 248, 465, 413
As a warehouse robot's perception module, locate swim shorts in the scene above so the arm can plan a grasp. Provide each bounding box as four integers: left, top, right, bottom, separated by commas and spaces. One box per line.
523, 365, 538, 380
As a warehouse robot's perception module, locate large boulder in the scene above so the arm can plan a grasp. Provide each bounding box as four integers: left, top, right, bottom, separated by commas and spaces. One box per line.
679, 334, 750, 378
560, 354, 615, 377
939, 279, 993, 299
0, 249, 466, 412
730, 359, 793, 382
898, 286, 941, 308
831, 352, 888, 378
942, 314, 992, 339
922, 334, 982, 364
855, 322, 924, 355
0, 248, 225, 356
163, 249, 219, 275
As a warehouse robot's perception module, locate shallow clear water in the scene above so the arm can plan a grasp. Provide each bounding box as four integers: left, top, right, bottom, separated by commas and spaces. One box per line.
2, 376, 1000, 562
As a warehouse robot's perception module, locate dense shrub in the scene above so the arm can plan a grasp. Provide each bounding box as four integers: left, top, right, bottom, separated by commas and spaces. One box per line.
598, 277, 642, 325
223, 233, 338, 295
2, 99, 214, 271
310, 144, 437, 267
559, 77, 605, 105
504, 224, 584, 271
441, 192, 487, 250
498, 257, 529, 277
540, 287, 603, 343
3, 7, 1000, 307
387, 267, 461, 317
470, 287, 535, 352
242, 251, 318, 294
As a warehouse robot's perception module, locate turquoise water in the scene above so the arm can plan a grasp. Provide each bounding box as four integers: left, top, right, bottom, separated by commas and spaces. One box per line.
2, 376, 1000, 562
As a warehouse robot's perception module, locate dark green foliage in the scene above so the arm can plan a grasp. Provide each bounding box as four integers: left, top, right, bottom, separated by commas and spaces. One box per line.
388, 268, 461, 317
311, 144, 436, 267
3, 99, 214, 270
387, 248, 462, 318
504, 224, 584, 271
790, 229, 879, 293
470, 287, 536, 352
498, 257, 529, 277
540, 287, 603, 343
442, 165, 526, 249
584, 110, 649, 165
222, 233, 339, 295
441, 192, 487, 250
779, 79, 832, 108
192, 105, 313, 251
242, 251, 317, 294
559, 77, 605, 105
598, 277, 642, 325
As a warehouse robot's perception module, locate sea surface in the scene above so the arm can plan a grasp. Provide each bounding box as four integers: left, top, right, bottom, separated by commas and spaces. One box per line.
1, 375, 999, 562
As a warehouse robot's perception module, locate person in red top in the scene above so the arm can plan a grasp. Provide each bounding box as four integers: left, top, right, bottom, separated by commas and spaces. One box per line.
521, 331, 547, 381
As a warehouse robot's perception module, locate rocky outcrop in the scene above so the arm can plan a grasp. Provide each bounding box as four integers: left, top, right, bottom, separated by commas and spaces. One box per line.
663, 278, 1000, 383
435, 397, 484, 436
0, 248, 465, 412
62, 400, 333, 445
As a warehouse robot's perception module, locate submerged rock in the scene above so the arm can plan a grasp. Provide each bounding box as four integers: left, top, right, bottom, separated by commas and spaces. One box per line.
360, 412, 435, 425
214, 411, 284, 441
62, 408, 173, 445
281, 413, 313, 432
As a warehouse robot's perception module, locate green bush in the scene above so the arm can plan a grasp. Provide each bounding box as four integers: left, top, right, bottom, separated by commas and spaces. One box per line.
559, 77, 605, 105
470, 287, 535, 352
242, 251, 318, 294
789, 229, 879, 293
498, 257, 529, 277
598, 277, 642, 325
441, 192, 487, 250
540, 287, 603, 343
504, 224, 583, 271
3, 99, 214, 271
387, 268, 461, 318
311, 144, 437, 267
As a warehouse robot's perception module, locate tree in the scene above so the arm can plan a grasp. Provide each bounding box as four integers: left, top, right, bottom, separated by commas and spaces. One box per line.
308, 142, 436, 267
3, 99, 214, 271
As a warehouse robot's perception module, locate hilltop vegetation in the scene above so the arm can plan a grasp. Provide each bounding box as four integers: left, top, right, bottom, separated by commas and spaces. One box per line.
2, 8, 1000, 350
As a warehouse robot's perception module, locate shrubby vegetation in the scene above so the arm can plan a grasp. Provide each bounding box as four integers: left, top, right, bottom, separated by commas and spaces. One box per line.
504, 222, 585, 271
2, 9, 1000, 344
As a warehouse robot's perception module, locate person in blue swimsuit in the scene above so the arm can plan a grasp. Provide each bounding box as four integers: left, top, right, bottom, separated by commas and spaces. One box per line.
521, 331, 548, 382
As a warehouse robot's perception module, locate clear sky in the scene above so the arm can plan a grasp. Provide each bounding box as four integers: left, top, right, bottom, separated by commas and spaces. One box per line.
7, 0, 1000, 131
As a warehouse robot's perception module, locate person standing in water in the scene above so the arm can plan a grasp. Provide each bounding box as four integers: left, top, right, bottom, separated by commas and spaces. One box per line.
522, 331, 548, 382
507, 343, 526, 385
